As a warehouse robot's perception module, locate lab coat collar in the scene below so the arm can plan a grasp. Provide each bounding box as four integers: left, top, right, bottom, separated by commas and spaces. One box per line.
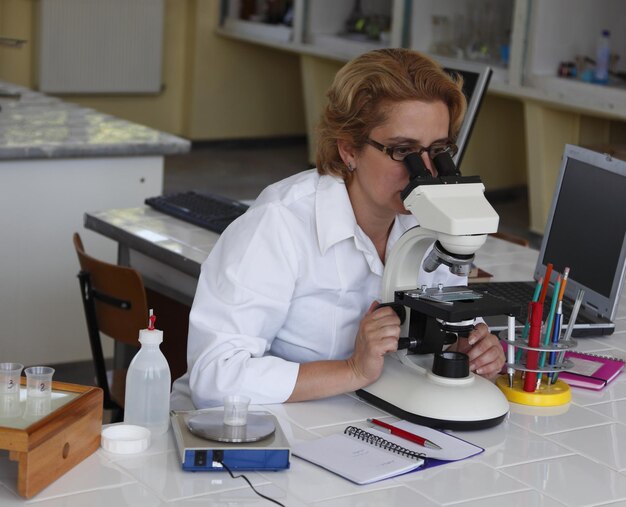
316, 174, 358, 256
387, 213, 418, 260
315, 175, 418, 268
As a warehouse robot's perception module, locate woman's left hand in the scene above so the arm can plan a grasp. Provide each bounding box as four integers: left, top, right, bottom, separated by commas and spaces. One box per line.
454, 323, 505, 381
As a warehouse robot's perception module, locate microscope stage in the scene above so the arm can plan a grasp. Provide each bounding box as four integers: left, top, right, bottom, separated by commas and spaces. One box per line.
395, 286, 522, 322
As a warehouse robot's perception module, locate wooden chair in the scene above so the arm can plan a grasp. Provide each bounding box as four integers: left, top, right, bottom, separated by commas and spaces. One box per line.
73, 232, 148, 422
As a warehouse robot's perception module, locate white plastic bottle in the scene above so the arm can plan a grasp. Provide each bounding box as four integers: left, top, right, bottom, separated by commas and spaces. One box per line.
124, 311, 171, 436
594, 29, 611, 84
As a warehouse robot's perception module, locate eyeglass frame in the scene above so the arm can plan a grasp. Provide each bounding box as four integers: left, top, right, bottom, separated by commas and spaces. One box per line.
365, 138, 458, 162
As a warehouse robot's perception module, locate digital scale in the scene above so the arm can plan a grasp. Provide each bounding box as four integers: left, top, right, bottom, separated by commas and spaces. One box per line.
171, 409, 290, 471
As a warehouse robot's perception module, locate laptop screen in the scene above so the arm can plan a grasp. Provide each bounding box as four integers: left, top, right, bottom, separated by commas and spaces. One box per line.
438, 56, 491, 170
535, 145, 626, 319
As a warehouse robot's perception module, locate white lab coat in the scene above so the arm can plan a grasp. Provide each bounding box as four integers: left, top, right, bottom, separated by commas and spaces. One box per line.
170, 170, 464, 410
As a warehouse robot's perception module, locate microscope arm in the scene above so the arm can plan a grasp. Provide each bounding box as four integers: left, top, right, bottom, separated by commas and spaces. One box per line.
381, 226, 448, 372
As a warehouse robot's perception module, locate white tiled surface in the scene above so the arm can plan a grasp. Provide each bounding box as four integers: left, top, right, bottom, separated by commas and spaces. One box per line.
3, 210, 620, 505
86, 207, 220, 269
501, 455, 626, 506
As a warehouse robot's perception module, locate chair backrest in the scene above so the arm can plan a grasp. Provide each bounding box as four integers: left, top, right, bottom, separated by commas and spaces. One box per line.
73, 232, 148, 416
73, 233, 148, 345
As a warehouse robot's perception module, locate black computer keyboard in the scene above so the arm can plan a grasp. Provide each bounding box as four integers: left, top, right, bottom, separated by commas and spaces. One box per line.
145, 191, 249, 234
471, 282, 593, 324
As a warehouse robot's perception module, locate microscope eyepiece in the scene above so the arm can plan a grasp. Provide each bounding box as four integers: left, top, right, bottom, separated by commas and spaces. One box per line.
403, 152, 431, 180
400, 152, 432, 201
432, 151, 460, 177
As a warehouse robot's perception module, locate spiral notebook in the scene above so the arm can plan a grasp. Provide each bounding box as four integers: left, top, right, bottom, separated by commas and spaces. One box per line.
293, 423, 483, 485
558, 351, 625, 390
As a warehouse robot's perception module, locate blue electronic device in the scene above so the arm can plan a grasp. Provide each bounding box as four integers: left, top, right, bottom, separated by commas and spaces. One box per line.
171, 410, 290, 472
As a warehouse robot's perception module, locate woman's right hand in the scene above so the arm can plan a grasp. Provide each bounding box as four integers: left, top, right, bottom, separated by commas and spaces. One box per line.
347, 301, 401, 388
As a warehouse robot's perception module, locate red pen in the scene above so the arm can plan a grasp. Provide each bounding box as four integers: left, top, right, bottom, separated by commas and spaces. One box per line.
367, 418, 442, 450
524, 301, 543, 392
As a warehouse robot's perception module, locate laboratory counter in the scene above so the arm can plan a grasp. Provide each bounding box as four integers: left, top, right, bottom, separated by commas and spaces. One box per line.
0, 81, 189, 160
0, 83, 190, 369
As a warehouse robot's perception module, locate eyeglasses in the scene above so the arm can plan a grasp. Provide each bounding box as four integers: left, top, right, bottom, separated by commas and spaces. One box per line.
366, 138, 458, 162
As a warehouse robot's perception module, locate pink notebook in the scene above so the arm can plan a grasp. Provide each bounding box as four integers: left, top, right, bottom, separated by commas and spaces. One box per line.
559, 352, 625, 390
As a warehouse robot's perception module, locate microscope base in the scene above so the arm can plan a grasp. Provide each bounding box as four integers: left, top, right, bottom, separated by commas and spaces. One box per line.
357, 357, 509, 430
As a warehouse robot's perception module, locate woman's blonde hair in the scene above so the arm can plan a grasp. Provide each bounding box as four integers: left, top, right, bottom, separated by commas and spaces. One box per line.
316, 48, 466, 178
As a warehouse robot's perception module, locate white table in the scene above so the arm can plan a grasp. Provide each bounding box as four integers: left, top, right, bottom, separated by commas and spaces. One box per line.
3, 207, 623, 506
2, 363, 626, 507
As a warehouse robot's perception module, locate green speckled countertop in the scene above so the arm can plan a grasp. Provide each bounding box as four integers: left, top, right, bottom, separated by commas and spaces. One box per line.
0, 82, 190, 160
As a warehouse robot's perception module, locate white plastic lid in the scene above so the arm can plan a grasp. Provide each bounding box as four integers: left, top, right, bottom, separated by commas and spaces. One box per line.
139, 328, 163, 345
101, 424, 151, 454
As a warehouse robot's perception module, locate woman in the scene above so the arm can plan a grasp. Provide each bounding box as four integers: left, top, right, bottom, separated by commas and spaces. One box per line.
170, 48, 504, 410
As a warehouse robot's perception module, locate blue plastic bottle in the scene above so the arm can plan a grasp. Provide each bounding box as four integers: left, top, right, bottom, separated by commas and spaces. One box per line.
594, 30, 611, 84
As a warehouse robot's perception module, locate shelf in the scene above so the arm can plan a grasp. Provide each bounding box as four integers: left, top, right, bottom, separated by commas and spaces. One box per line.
222, 18, 293, 44
405, 0, 515, 74
525, 74, 626, 118
309, 34, 389, 61
216, 0, 626, 120
524, 0, 626, 116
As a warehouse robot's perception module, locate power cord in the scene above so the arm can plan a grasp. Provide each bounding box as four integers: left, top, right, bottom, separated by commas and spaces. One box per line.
218, 459, 286, 507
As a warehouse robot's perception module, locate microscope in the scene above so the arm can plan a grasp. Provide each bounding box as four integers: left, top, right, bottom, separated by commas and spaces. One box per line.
357, 150, 521, 430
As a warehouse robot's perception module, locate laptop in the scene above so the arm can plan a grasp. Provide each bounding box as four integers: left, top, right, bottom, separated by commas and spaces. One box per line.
475, 144, 626, 337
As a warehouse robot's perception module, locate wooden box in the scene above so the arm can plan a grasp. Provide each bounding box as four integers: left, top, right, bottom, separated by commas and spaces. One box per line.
0, 380, 103, 498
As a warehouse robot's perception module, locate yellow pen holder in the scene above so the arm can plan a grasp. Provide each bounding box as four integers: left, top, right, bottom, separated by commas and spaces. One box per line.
498, 333, 577, 407
496, 374, 571, 406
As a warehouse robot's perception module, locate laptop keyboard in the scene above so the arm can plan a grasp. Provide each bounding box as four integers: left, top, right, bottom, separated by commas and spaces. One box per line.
471, 282, 593, 324
145, 191, 249, 234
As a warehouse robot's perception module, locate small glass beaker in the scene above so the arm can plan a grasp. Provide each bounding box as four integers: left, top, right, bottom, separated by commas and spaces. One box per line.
24, 396, 52, 420
0, 362, 24, 394
223, 395, 250, 426
0, 392, 22, 418
24, 366, 55, 398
